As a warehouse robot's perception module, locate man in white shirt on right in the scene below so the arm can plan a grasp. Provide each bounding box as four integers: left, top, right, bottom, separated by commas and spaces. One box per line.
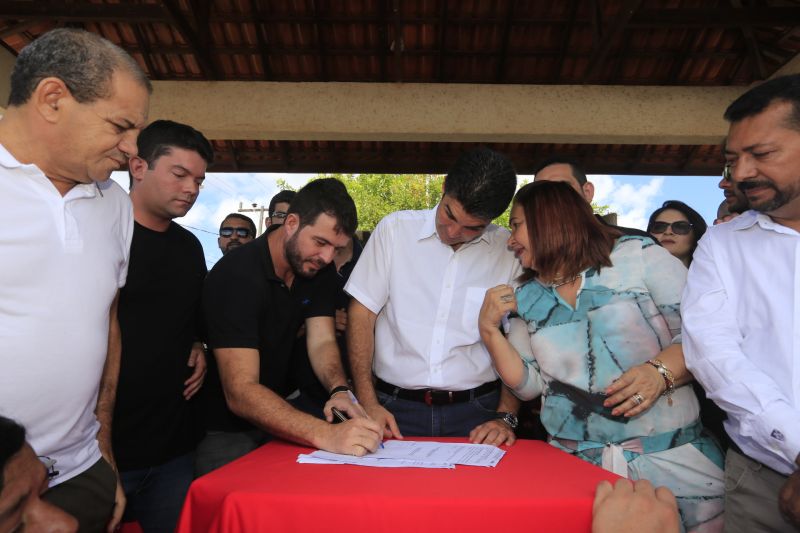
682, 74, 800, 531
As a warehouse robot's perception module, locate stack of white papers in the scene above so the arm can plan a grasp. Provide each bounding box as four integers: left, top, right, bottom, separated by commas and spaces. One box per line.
297, 440, 505, 469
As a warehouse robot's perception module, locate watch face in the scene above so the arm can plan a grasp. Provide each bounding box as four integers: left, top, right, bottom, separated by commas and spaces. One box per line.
497, 412, 518, 429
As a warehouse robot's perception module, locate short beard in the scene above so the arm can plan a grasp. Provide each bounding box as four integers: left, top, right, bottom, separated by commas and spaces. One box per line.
743, 180, 800, 213
285, 231, 321, 279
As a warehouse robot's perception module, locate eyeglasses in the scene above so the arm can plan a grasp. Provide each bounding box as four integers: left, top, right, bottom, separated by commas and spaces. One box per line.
271, 211, 287, 220
219, 227, 252, 238
649, 221, 694, 235
38, 456, 59, 479
722, 163, 733, 182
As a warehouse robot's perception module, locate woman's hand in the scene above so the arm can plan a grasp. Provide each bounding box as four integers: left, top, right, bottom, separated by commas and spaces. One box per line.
603, 363, 666, 417
479, 285, 517, 341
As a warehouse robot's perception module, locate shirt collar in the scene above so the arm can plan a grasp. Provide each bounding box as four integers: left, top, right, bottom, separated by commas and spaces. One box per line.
732, 209, 799, 236
417, 204, 491, 246
0, 143, 98, 199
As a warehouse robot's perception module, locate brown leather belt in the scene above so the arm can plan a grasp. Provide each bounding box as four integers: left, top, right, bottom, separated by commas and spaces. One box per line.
375, 378, 499, 406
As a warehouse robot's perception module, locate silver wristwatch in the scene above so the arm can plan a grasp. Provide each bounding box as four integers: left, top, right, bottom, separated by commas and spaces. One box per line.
495, 411, 519, 429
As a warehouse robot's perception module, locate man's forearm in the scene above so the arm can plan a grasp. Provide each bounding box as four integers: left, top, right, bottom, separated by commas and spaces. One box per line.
309, 339, 348, 393
347, 300, 378, 404
496, 383, 521, 414
96, 292, 121, 467
305, 316, 348, 393
233, 382, 328, 447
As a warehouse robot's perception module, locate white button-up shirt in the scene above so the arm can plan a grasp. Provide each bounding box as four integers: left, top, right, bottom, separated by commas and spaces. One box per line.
683, 210, 800, 475
345, 207, 521, 390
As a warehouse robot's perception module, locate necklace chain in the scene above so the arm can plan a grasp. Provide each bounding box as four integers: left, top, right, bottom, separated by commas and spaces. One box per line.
542, 274, 580, 289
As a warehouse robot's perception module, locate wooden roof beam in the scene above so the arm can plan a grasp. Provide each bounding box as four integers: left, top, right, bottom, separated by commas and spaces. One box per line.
0, 1, 165, 22
250, 0, 273, 80
162, 0, 221, 80
584, 0, 643, 82
730, 0, 767, 80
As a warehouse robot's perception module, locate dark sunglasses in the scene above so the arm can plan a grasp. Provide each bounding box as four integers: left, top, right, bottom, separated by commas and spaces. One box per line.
219, 227, 252, 238
649, 221, 693, 235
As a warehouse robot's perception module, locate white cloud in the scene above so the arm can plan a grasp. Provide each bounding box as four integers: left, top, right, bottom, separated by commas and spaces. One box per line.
591, 174, 664, 230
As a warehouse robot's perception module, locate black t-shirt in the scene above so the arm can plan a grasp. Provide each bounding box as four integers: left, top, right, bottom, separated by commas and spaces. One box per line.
202, 230, 338, 432
114, 222, 207, 471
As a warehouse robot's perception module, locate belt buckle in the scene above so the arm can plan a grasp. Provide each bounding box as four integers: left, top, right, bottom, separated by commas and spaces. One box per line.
424, 390, 454, 405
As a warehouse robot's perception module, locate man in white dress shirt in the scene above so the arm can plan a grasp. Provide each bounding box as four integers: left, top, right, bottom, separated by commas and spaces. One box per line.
683, 74, 800, 531
346, 147, 522, 445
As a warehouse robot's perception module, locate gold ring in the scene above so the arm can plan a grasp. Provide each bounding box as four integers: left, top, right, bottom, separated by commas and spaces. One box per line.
631, 393, 644, 405
500, 294, 514, 303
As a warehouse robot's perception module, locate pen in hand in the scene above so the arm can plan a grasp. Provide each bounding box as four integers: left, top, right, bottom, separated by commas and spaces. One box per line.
331, 407, 348, 423
346, 389, 384, 449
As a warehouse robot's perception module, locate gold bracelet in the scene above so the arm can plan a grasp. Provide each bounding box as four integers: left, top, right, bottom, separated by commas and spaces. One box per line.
646, 359, 675, 406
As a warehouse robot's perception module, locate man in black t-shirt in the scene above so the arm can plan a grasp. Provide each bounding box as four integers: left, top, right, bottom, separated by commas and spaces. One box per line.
197, 179, 382, 477
114, 120, 213, 532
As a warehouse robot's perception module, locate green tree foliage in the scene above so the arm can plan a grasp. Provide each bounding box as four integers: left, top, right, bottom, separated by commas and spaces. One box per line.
303, 173, 443, 231
275, 174, 610, 232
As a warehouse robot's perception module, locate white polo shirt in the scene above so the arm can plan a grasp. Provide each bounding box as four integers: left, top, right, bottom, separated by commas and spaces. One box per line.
345, 207, 521, 390
0, 144, 133, 485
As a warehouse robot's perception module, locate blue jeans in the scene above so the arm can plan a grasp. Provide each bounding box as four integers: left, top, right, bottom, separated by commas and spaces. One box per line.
377, 388, 499, 437
194, 429, 271, 478
120, 452, 194, 533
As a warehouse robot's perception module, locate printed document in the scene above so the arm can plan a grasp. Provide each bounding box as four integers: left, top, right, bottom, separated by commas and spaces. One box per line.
297, 440, 505, 469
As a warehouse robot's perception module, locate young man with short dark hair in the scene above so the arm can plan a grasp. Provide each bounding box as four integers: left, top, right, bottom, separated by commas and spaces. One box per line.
197, 178, 382, 476
114, 119, 213, 531
346, 147, 522, 444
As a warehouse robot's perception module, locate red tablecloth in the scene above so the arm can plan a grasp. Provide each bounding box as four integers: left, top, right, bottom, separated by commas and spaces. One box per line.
177, 438, 619, 533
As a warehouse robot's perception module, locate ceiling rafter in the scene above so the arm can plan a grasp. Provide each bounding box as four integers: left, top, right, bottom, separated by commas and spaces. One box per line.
130, 23, 160, 80
390, 0, 404, 82
584, 0, 643, 82
495, 0, 516, 83
555, 0, 579, 83
0, 1, 165, 22
310, 0, 329, 81
730, 0, 766, 80
435, 0, 447, 82
249, 0, 273, 80
162, 0, 221, 79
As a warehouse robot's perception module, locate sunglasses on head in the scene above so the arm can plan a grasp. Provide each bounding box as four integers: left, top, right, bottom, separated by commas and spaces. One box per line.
649, 221, 693, 235
219, 227, 252, 238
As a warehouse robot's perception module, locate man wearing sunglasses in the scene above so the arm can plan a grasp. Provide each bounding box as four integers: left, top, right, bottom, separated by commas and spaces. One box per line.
197, 178, 382, 476
683, 74, 800, 531
113, 120, 213, 532
267, 189, 296, 228
218, 213, 256, 255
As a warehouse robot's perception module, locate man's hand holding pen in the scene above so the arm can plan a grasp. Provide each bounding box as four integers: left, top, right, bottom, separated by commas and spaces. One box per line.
319, 387, 385, 455
325, 388, 368, 421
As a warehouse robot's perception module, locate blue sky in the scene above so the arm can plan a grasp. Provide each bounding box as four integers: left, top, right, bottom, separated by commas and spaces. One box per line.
112, 171, 724, 269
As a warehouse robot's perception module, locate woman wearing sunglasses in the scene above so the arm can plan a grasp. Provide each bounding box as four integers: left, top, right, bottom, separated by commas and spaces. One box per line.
647, 201, 708, 268
479, 182, 724, 532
